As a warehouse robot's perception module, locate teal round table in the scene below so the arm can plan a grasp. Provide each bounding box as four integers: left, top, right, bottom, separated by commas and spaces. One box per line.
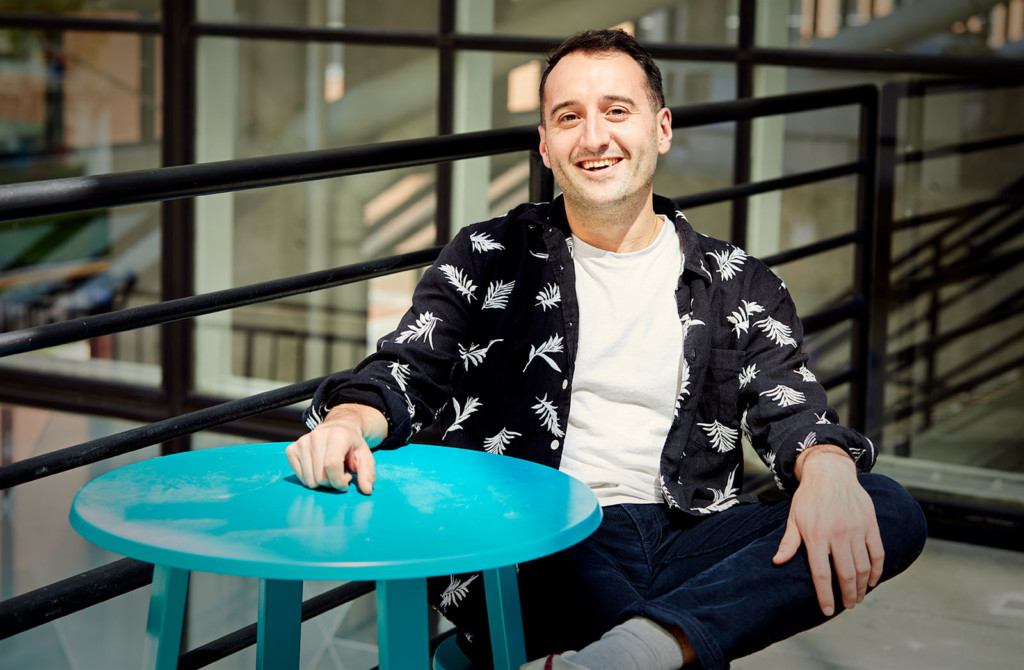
69, 442, 602, 670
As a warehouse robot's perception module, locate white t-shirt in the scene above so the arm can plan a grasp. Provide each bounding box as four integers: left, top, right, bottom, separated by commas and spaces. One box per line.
560, 217, 683, 506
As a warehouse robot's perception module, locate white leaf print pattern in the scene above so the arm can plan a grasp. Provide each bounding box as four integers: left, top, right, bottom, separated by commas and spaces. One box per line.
524, 334, 564, 372
674, 357, 692, 417
706, 247, 748, 281
470, 232, 504, 253
388, 362, 411, 391
741, 409, 752, 444
530, 250, 549, 260
681, 313, 706, 336
660, 475, 679, 509
795, 364, 817, 382
754, 316, 798, 347
764, 450, 787, 492
696, 467, 741, 514
458, 339, 503, 370
535, 283, 561, 311
438, 264, 477, 303
443, 396, 482, 438
797, 431, 818, 452
532, 395, 564, 437
739, 364, 758, 388
727, 300, 765, 338
698, 420, 739, 453
482, 280, 515, 310
760, 385, 806, 407
440, 574, 479, 609
395, 312, 442, 348
483, 428, 521, 455
815, 412, 832, 424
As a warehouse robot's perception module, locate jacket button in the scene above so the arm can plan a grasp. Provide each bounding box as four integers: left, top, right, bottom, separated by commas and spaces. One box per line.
550, 440, 560, 450
561, 379, 568, 390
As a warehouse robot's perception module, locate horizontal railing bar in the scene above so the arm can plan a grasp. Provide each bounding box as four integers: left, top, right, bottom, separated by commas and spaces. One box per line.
194, 21, 445, 47
801, 296, 865, 334
0, 558, 153, 640
897, 247, 1024, 297
752, 46, 1024, 80
899, 132, 1024, 165
178, 581, 375, 670
674, 161, 864, 211
889, 352, 1024, 423
0, 247, 440, 357
0, 129, 537, 223
761, 230, 865, 267
891, 194, 1022, 233
0, 86, 874, 225
819, 368, 857, 392
0, 12, 161, 33
0, 377, 322, 490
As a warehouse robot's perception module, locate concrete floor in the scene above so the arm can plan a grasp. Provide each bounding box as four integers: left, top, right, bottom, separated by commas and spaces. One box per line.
734, 537, 1024, 670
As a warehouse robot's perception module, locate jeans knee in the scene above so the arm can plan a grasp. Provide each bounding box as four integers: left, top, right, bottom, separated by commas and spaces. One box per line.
859, 473, 927, 576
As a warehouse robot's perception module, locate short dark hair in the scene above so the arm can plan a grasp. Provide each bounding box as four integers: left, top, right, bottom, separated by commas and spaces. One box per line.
539, 29, 666, 121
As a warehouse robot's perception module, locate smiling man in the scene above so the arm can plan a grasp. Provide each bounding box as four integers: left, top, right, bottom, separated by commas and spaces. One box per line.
287, 30, 927, 670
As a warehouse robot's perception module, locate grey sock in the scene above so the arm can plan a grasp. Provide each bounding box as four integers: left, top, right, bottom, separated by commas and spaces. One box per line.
568, 616, 685, 670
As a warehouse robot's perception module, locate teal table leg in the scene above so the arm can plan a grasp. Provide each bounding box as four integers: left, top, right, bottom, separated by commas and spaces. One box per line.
143, 565, 189, 670
257, 579, 303, 670
376, 578, 428, 670
483, 565, 526, 670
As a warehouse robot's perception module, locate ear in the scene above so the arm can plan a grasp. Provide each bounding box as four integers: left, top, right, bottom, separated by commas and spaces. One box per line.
538, 124, 552, 168
657, 108, 673, 155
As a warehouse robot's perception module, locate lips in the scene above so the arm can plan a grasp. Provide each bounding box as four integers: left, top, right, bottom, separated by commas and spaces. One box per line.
578, 157, 622, 171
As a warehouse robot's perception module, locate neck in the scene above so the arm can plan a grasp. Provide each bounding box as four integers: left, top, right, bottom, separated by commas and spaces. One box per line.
565, 191, 659, 253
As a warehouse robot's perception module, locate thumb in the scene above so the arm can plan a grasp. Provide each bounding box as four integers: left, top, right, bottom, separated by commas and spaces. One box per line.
773, 520, 802, 565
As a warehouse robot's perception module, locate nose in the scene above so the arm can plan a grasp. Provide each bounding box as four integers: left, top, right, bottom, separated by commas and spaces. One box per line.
580, 115, 610, 153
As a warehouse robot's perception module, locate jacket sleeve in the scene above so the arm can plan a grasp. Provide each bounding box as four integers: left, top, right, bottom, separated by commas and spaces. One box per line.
736, 262, 876, 493
303, 226, 487, 448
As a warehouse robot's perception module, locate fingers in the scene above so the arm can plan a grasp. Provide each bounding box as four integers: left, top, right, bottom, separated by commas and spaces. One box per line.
772, 518, 801, 565
347, 444, 377, 495
285, 423, 375, 493
867, 521, 885, 588
807, 547, 837, 617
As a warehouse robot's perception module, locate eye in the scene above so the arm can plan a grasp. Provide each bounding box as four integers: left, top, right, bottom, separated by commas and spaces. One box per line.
607, 107, 631, 119
557, 112, 581, 125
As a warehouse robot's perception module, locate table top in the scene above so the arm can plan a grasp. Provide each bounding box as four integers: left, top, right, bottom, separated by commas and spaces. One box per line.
70, 442, 602, 581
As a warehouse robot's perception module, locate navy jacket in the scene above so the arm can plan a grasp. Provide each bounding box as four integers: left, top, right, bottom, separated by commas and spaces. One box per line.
305, 194, 875, 515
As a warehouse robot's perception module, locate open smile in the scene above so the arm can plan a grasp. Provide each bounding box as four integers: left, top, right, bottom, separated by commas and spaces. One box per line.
577, 157, 623, 171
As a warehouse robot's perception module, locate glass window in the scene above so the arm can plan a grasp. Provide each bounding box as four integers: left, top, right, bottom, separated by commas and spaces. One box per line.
197, 0, 439, 32
0, 1, 159, 16
491, 0, 738, 45
1, 27, 162, 385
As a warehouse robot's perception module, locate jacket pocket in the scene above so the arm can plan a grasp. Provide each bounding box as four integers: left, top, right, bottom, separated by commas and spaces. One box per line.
691, 348, 744, 454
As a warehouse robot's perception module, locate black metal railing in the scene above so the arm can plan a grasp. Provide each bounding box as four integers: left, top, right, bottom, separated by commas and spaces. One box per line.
0, 85, 882, 663
871, 79, 1024, 451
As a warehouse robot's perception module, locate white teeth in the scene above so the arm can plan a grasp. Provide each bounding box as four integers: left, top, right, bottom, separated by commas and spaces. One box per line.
581, 158, 619, 170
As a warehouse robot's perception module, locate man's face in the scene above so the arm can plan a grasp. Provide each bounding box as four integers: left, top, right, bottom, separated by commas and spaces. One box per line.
538, 51, 672, 217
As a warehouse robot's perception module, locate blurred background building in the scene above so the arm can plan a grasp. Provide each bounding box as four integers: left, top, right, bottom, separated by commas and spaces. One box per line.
1, 1, 1022, 668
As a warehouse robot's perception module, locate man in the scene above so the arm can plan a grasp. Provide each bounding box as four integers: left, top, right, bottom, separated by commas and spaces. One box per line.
287, 29, 926, 670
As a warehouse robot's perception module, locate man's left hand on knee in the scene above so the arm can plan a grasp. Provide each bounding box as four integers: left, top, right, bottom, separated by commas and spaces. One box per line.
772, 444, 885, 616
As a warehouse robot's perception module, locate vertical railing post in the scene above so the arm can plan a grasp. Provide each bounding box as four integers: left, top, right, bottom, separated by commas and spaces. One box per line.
848, 85, 879, 434
866, 82, 904, 449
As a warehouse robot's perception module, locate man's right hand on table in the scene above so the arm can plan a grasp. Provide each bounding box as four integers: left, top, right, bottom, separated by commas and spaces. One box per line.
285, 403, 387, 494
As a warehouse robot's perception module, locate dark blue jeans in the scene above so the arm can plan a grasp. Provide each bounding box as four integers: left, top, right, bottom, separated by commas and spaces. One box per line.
458, 473, 927, 669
